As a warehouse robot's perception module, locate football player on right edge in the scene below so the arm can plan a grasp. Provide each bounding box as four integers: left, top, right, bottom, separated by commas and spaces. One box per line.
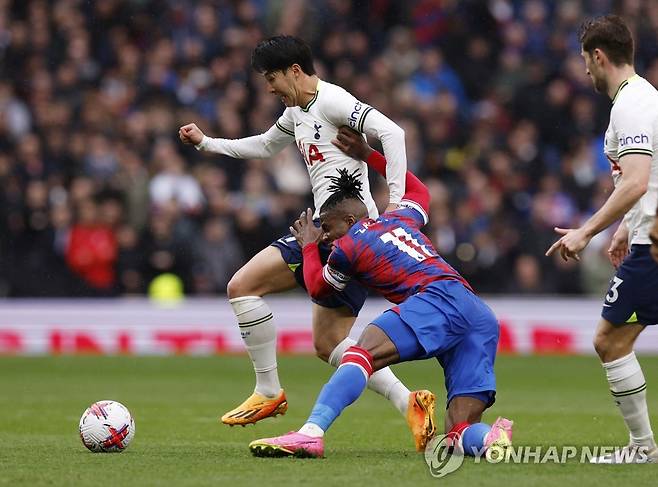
546, 15, 658, 463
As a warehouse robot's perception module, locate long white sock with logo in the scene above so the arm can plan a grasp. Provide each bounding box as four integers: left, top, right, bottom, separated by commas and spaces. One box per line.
328, 337, 410, 415
229, 296, 281, 398
603, 351, 655, 448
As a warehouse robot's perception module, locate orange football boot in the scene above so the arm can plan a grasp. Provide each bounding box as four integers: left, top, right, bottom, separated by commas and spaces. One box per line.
221, 390, 288, 426
406, 390, 436, 451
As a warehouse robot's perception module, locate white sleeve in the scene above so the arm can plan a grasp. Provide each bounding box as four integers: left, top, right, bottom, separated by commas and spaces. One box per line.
195, 111, 295, 159
361, 109, 407, 204
321, 89, 407, 204
613, 104, 654, 159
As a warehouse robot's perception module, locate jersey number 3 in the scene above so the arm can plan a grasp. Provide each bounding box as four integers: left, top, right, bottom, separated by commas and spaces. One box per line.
298, 141, 325, 166
380, 227, 435, 262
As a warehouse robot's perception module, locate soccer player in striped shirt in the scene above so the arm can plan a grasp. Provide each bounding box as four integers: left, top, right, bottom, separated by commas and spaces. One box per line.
248, 127, 512, 458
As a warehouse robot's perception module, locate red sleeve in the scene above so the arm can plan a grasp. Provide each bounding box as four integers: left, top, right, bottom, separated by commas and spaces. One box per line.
366, 150, 430, 215
302, 243, 334, 299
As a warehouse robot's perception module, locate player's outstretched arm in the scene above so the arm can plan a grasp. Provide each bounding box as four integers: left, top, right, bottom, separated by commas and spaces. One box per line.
178, 121, 294, 159
546, 153, 650, 262
333, 126, 430, 216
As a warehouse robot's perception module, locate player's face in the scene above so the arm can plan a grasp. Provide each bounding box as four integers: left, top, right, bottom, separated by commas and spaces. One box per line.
263, 69, 296, 107
581, 49, 607, 94
320, 212, 356, 244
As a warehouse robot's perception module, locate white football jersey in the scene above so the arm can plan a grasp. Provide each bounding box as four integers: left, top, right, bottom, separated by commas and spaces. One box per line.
197, 79, 407, 219
604, 75, 658, 245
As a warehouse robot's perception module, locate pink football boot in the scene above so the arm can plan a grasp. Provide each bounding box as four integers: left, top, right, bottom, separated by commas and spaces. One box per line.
483, 417, 513, 460
249, 431, 324, 458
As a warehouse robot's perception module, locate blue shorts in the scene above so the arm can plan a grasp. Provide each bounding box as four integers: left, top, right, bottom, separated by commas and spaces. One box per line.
270, 226, 367, 317
601, 245, 658, 326
372, 279, 498, 407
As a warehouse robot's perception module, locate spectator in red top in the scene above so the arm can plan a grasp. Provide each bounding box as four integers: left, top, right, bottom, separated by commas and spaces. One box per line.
65, 197, 118, 294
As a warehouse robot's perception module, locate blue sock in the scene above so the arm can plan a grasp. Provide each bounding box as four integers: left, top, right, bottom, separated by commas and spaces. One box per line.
307, 364, 368, 432
462, 423, 491, 456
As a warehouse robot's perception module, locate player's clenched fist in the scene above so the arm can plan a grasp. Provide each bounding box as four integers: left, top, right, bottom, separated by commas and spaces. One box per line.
179, 123, 204, 145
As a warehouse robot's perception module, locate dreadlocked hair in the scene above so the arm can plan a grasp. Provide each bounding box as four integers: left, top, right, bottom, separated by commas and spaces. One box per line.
320, 168, 364, 213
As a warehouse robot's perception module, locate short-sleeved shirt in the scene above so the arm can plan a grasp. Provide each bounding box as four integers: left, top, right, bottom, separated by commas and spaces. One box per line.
604, 75, 658, 245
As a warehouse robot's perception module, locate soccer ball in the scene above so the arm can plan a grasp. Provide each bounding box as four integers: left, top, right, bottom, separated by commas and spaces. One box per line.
79, 400, 135, 452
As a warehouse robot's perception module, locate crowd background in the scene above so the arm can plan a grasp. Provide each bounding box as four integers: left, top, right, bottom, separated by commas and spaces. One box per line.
0, 0, 656, 297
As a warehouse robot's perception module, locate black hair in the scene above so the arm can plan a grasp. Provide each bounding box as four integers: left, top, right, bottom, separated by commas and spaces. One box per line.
319, 169, 364, 214
579, 15, 634, 66
251, 35, 316, 75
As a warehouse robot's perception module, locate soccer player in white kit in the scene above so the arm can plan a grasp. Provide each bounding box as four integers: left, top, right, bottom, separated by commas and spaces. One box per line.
179, 35, 435, 451
546, 15, 658, 463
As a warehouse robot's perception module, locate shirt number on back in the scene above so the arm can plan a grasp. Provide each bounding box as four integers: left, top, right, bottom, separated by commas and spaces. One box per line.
380, 227, 435, 262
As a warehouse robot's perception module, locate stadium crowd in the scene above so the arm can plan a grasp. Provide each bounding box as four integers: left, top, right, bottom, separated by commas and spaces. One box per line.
0, 0, 656, 297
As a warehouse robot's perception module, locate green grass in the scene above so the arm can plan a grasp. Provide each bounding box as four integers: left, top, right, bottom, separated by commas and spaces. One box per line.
1, 355, 658, 486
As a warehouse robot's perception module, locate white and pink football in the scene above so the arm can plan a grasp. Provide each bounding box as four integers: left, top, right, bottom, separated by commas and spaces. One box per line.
79, 400, 135, 452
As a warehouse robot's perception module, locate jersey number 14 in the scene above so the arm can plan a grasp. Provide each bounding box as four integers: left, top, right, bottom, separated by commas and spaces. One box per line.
298, 141, 325, 166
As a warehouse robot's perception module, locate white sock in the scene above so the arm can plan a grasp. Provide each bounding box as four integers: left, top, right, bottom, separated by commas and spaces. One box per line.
328, 337, 410, 416
603, 351, 655, 448
230, 296, 280, 398
299, 422, 325, 438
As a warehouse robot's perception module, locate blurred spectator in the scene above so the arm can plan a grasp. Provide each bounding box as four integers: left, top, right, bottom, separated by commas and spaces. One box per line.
65, 197, 118, 295
149, 138, 204, 213
194, 217, 244, 294
115, 223, 144, 295
0, 0, 656, 297
140, 204, 195, 293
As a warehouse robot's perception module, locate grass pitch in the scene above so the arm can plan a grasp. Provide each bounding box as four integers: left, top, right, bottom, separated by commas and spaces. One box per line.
2, 355, 658, 486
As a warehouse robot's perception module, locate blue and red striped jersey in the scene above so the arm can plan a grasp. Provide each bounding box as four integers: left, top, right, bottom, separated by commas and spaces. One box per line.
323, 204, 472, 304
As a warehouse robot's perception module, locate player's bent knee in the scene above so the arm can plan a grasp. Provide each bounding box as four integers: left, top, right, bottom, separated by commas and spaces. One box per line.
311, 305, 356, 363
226, 271, 249, 299
314, 344, 331, 363
226, 266, 265, 299
313, 333, 341, 363
592, 332, 608, 358
593, 331, 632, 362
